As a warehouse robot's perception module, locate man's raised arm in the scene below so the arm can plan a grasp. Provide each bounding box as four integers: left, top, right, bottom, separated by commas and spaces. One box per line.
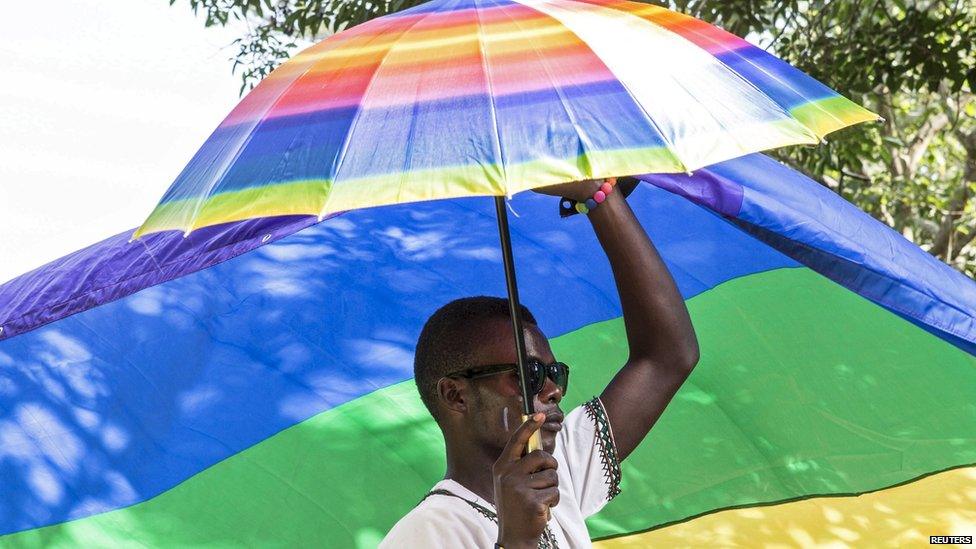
536, 177, 699, 460
590, 181, 698, 460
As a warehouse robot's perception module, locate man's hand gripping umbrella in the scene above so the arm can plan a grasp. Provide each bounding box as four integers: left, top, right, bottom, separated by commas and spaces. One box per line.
493, 413, 559, 549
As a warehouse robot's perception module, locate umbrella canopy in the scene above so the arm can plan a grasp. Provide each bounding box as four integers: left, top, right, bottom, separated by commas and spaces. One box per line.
134, 0, 877, 238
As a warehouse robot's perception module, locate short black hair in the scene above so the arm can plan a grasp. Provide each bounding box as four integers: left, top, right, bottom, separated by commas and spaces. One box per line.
414, 296, 538, 421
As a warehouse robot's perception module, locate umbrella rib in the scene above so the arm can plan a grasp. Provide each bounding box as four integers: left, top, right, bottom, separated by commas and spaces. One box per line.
180, 53, 326, 236
319, 4, 447, 220
474, 0, 510, 196
656, 67, 759, 164
513, 0, 690, 173
496, 0, 600, 185
650, 14, 834, 140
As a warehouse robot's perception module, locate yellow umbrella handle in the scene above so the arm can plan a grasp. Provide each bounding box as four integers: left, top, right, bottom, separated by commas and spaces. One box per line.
519, 417, 550, 521
521, 415, 543, 453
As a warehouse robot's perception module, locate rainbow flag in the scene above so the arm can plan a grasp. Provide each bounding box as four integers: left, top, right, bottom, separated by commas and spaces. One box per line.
1, 154, 973, 546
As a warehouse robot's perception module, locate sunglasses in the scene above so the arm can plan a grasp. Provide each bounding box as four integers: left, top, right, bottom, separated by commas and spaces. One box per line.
449, 361, 569, 395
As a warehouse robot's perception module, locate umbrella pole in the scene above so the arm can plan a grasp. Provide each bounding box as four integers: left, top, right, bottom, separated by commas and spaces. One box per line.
493, 197, 543, 453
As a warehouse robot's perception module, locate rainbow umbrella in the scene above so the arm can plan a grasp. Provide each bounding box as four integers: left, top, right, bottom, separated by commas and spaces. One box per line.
135, 0, 877, 237
133, 0, 877, 420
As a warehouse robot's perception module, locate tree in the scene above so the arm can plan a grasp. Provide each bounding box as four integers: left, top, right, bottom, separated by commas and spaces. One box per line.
653, 1, 976, 275
755, 1, 976, 276
173, 0, 976, 276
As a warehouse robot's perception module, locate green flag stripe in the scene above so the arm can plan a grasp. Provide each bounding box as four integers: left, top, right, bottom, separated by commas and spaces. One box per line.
6, 267, 974, 547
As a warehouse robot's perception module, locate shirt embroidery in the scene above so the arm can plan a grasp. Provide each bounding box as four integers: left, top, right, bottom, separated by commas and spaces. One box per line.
423, 489, 559, 549
582, 397, 622, 500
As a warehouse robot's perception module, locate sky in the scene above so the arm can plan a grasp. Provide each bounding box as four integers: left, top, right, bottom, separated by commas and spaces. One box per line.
0, 1, 257, 284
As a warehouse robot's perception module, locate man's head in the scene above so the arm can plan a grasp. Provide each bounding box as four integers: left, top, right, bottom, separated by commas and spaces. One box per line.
414, 297, 565, 454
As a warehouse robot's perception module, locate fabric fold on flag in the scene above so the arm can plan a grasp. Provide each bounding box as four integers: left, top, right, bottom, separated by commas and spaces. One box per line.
639, 153, 976, 355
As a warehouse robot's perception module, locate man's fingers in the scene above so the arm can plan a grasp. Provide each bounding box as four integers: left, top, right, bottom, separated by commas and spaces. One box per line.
514, 449, 559, 474
539, 486, 560, 510
526, 468, 559, 488
499, 412, 545, 462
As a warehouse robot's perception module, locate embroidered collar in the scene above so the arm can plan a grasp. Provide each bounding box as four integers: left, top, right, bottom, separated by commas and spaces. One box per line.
423, 484, 560, 549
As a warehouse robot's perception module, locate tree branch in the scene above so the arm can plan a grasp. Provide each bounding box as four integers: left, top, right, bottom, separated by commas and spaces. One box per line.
954, 227, 976, 258
905, 111, 950, 170
930, 128, 976, 258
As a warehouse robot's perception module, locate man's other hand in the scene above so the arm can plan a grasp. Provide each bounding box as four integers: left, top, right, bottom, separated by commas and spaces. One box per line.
492, 413, 559, 549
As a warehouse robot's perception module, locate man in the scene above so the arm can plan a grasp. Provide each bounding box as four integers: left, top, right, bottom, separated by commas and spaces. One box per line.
381, 178, 700, 548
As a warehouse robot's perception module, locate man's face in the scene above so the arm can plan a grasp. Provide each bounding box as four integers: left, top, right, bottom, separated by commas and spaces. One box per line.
462, 317, 565, 455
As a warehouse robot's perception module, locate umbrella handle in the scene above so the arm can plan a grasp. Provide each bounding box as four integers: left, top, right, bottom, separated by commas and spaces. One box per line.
521, 414, 543, 453
496, 193, 549, 516
494, 197, 535, 418
519, 416, 550, 521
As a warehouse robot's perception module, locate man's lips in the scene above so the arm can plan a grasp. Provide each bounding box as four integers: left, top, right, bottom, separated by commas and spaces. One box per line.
541, 411, 564, 432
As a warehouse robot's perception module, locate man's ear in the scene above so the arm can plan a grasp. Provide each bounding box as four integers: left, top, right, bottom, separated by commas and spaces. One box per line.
437, 377, 468, 415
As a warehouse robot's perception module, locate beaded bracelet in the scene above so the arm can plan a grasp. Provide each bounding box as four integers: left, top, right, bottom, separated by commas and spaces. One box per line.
573, 177, 617, 215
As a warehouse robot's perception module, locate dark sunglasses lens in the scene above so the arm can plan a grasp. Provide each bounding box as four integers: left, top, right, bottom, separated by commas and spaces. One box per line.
524, 362, 570, 395
528, 361, 547, 394
552, 362, 569, 393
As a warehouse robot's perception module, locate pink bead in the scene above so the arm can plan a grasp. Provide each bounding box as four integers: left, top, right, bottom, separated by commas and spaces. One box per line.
593, 190, 606, 203
600, 182, 613, 195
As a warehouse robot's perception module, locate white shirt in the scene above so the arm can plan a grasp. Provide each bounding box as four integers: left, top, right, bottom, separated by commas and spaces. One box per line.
380, 397, 622, 548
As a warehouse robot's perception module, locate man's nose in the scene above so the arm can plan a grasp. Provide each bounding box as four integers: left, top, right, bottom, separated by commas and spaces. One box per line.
537, 374, 563, 405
